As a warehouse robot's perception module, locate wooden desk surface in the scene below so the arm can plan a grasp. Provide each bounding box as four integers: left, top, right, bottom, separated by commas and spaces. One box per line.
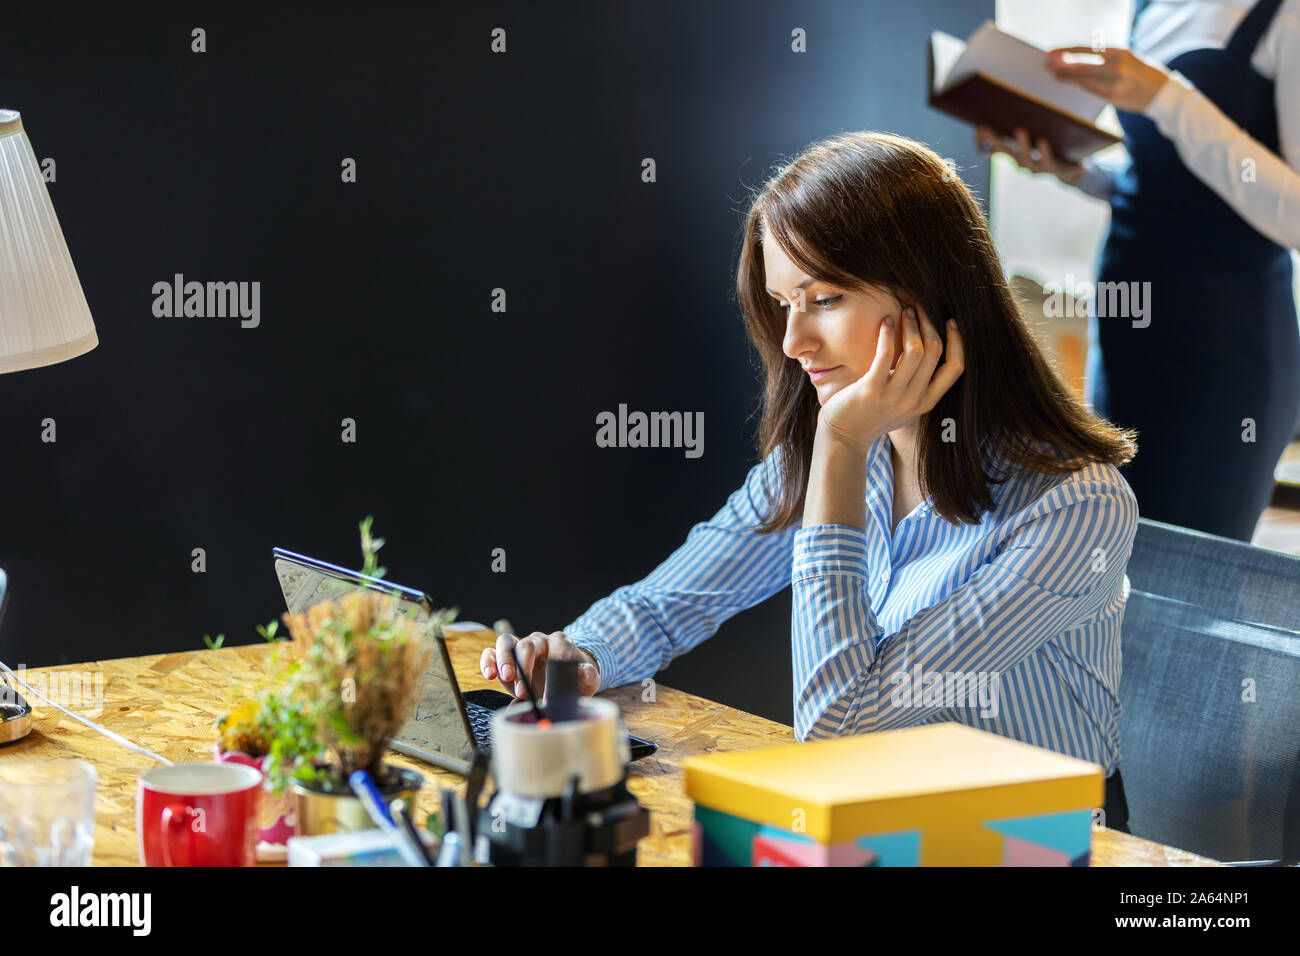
2, 628, 1221, 867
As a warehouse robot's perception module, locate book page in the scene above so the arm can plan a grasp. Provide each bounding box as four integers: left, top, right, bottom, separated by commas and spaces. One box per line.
930, 29, 967, 92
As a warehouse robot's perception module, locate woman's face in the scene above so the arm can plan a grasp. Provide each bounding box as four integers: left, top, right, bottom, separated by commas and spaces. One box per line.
762, 235, 905, 405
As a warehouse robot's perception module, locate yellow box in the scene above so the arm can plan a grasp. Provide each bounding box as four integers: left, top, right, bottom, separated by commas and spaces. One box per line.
683, 723, 1104, 866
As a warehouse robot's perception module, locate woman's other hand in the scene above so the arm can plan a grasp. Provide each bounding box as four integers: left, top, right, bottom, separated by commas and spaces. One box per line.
1045, 46, 1170, 112
975, 124, 1086, 187
479, 630, 600, 700
816, 303, 964, 455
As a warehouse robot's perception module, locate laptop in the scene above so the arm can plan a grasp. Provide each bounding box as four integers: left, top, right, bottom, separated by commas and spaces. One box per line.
271, 547, 657, 774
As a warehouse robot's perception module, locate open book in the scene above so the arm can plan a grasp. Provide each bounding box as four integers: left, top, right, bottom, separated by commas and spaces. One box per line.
928, 21, 1122, 163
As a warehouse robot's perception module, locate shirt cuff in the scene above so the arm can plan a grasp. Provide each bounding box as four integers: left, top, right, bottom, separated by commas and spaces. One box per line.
1076, 156, 1116, 201
562, 626, 616, 692
791, 523, 870, 583
1142, 69, 1195, 129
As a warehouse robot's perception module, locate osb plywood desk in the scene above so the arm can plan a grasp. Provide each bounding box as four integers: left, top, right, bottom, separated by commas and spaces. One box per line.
1, 627, 1221, 867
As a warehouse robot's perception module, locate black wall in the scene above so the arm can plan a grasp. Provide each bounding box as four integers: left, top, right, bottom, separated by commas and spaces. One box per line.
0, 0, 992, 725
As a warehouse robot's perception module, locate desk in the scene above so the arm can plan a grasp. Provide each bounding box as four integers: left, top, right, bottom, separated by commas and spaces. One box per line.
1, 628, 1221, 866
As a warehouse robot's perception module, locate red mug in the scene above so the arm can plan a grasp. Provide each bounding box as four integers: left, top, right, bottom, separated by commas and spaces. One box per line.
137, 762, 262, 866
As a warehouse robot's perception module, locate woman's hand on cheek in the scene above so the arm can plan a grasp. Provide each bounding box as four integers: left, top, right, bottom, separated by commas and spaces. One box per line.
816, 304, 965, 456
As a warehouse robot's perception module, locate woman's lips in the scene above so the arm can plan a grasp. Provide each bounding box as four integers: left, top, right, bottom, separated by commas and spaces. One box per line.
808, 366, 841, 383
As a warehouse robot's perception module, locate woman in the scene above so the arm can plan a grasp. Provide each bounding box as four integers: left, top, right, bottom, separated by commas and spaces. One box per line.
979, 0, 1300, 542
481, 131, 1140, 830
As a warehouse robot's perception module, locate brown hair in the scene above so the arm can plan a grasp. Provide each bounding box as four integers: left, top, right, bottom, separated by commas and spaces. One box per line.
735, 130, 1137, 533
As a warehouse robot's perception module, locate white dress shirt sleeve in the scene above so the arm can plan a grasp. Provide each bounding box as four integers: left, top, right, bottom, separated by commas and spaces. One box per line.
1076, 150, 1126, 202
1140, 8, 1300, 250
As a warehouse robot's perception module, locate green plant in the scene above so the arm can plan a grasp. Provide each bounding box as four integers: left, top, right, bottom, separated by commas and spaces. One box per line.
204, 619, 274, 652
212, 617, 327, 793
211, 515, 458, 795
359, 513, 386, 580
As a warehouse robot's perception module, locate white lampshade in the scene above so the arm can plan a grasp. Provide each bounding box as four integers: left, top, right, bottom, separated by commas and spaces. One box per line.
0, 108, 97, 374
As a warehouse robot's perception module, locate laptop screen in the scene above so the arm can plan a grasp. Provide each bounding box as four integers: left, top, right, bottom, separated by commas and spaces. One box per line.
272, 550, 476, 772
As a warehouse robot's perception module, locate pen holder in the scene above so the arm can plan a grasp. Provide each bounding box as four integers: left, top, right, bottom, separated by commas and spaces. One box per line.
492, 697, 627, 797
479, 697, 648, 866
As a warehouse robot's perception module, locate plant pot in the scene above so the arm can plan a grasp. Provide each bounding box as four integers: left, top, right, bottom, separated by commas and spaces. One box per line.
290, 765, 424, 837
214, 745, 297, 863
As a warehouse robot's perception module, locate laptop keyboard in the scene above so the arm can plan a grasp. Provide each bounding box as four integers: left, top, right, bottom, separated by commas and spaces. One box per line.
464, 696, 655, 762
467, 701, 495, 754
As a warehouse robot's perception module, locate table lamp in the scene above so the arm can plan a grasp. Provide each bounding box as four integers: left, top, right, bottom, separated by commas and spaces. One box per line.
0, 106, 99, 744
0, 107, 97, 373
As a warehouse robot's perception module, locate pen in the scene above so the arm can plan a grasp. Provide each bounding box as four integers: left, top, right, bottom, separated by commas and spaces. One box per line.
348, 769, 428, 867
508, 643, 548, 726
390, 797, 437, 866
463, 751, 489, 847
435, 786, 462, 867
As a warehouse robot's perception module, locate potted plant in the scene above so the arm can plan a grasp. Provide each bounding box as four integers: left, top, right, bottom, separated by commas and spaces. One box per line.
208, 621, 312, 861
211, 516, 458, 840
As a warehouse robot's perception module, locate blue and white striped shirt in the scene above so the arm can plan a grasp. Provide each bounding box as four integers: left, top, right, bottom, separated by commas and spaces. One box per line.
564, 432, 1139, 773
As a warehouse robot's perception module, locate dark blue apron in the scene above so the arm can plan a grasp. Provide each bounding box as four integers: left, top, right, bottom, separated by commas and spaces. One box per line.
1087, 0, 1300, 541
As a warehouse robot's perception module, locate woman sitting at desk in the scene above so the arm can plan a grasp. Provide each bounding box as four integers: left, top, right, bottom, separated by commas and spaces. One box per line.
481, 131, 1140, 829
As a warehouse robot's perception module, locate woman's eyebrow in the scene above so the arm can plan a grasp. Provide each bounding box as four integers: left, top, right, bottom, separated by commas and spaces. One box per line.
765, 277, 818, 295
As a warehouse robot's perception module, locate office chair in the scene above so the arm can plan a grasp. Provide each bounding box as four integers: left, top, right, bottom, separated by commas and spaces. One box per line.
1118, 518, 1300, 865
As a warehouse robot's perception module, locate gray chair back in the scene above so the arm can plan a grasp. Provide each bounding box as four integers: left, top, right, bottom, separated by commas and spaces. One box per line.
1119, 518, 1300, 863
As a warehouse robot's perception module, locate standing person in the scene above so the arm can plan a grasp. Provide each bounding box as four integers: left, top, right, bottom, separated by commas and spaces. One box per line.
980, 0, 1300, 541
481, 131, 1140, 830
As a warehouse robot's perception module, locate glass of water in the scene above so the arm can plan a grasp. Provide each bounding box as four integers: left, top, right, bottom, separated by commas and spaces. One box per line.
0, 758, 97, 866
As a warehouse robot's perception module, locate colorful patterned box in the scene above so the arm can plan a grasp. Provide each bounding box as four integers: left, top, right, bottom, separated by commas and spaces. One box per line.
683, 723, 1104, 866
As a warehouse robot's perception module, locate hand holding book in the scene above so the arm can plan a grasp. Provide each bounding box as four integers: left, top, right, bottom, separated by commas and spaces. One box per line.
927, 22, 1125, 163
975, 124, 1086, 187
1044, 47, 1171, 114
